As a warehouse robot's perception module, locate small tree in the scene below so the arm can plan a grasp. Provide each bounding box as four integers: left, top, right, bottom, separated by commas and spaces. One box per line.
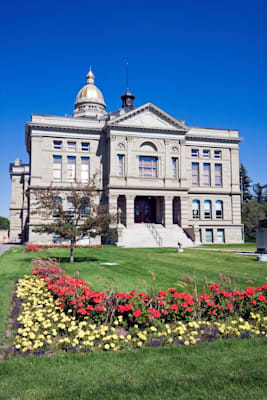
32, 182, 115, 262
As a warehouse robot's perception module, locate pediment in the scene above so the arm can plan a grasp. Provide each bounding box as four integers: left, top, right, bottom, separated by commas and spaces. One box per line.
108, 103, 187, 132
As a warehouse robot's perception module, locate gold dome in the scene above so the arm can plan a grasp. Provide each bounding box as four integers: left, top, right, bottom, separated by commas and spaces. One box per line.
74, 67, 106, 108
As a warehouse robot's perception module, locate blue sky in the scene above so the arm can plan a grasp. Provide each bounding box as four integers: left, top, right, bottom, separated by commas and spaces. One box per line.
1, 0, 266, 217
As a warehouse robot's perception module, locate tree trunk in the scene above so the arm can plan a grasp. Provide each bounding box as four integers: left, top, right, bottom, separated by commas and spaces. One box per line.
70, 240, 75, 263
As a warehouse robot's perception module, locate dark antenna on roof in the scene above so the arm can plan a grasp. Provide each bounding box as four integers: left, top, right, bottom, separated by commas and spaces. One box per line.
126, 62, 129, 92
121, 62, 135, 110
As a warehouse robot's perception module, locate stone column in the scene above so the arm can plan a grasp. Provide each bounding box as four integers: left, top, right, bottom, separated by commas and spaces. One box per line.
126, 195, 135, 226
179, 196, 189, 228
164, 196, 173, 227
109, 195, 118, 222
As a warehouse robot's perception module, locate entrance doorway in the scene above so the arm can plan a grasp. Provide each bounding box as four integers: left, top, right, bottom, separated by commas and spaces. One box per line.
134, 197, 156, 223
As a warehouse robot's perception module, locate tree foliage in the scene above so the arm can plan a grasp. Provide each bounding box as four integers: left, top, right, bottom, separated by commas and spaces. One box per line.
252, 183, 267, 203
240, 163, 252, 201
0, 216, 10, 230
242, 200, 267, 241
32, 182, 115, 262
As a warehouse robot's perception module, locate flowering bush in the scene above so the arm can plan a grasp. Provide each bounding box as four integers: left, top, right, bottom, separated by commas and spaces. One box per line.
8, 274, 267, 358
30, 260, 267, 328
24, 244, 40, 252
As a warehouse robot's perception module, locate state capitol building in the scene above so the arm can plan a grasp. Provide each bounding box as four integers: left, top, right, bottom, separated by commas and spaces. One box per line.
9, 68, 243, 247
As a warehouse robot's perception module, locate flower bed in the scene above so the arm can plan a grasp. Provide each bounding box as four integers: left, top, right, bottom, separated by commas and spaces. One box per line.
24, 244, 103, 252
7, 260, 267, 357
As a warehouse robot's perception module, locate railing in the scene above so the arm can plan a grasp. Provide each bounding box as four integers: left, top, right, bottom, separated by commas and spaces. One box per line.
147, 223, 163, 247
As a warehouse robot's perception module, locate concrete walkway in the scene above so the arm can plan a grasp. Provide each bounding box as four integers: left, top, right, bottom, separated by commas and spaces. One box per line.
0, 243, 19, 256
192, 247, 256, 255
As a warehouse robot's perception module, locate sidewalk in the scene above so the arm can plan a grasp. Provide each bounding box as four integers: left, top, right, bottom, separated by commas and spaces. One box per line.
0, 243, 20, 256
192, 247, 256, 255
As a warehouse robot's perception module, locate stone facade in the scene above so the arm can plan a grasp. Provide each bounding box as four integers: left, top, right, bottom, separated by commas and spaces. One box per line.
9, 68, 243, 246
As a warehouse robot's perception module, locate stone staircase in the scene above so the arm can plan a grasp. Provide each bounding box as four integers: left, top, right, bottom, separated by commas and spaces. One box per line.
117, 224, 194, 248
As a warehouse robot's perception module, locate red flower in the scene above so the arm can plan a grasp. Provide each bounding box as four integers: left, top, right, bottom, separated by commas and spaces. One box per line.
170, 304, 178, 310
251, 300, 257, 305
159, 291, 167, 297
209, 284, 220, 292
245, 287, 255, 296
185, 307, 193, 312
227, 304, 233, 310
258, 295, 266, 302
207, 301, 214, 307
134, 308, 142, 318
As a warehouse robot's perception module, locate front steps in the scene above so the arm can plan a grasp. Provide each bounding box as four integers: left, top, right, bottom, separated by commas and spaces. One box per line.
117, 224, 194, 248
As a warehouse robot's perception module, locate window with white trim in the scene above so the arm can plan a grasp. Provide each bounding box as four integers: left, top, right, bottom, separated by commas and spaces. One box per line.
81, 157, 90, 182
192, 200, 200, 219
81, 142, 89, 152
66, 197, 75, 217
216, 200, 223, 219
214, 150, 222, 159
192, 163, 199, 186
203, 163, 211, 186
53, 196, 62, 217
67, 141, 76, 151
118, 155, 124, 176
203, 149, 210, 158
217, 229, 225, 243
139, 156, 157, 177
191, 149, 199, 158
52, 155, 62, 181
205, 229, 213, 243
67, 156, 76, 182
204, 200, 212, 219
53, 140, 62, 150
215, 164, 222, 187
171, 157, 178, 178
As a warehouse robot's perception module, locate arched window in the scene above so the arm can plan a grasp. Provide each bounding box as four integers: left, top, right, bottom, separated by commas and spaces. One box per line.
140, 141, 157, 151
53, 196, 62, 217
216, 200, 223, 219
192, 200, 200, 219
204, 200, 212, 219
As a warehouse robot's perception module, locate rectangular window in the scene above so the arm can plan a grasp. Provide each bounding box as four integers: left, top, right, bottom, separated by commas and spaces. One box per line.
118, 155, 124, 176
205, 229, 213, 243
139, 156, 157, 177
217, 229, 225, 243
53, 140, 62, 150
203, 163, 211, 186
81, 157, 90, 182
81, 142, 89, 151
52, 233, 62, 244
192, 163, 199, 186
216, 200, 223, 219
204, 200, 212, 219
203, 149, 210, 158
52, 155, 62, 181
67, 156, 76, 181
215, 164, 222, 187
191, 149, 199, 158
67, 141, 76, 151
66, 197, 75, 217
214, 150, 222, 159
171, 158, 178, 178
81, 198, 89, 216
192, 200, 200, 219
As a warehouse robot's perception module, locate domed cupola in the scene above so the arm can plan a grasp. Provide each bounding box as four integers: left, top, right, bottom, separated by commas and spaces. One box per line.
73, 67, 107, 118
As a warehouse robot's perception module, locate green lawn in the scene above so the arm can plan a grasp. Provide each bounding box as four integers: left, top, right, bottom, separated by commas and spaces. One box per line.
200, 242, 257, 251
0, 245, 267, 400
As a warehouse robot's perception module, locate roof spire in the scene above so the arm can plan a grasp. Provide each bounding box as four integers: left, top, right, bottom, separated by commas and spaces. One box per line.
86, 66, 95, 85
121, 62, 135, 110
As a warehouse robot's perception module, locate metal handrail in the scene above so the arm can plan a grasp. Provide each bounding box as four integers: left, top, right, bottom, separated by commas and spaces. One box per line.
147, 223, 163, 247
